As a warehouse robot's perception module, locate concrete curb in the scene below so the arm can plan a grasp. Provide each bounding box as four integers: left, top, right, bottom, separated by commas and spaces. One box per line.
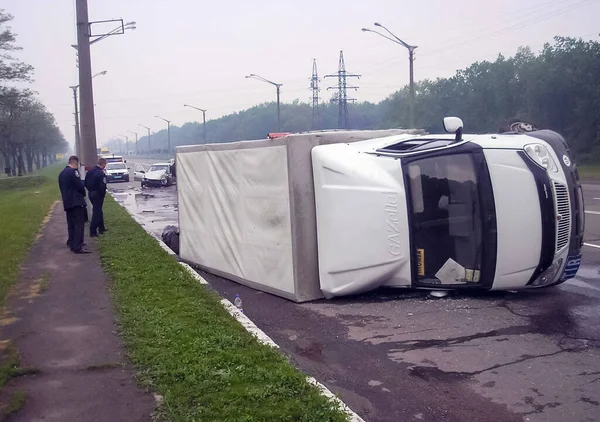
109, 191, 364, 422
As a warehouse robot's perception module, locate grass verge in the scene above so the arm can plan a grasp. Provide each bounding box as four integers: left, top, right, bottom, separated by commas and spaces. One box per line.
97, 196, 349, 422
0, 165, 61, 307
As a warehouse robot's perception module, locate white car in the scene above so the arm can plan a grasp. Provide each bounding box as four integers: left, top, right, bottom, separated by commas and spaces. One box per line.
104, 162, 130, 183
141, 162, 175, 188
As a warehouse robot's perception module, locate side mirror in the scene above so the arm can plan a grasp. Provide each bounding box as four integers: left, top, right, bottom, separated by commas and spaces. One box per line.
124, 160, 127, 163
443, 117, 463, 142
443, 117, 463, 134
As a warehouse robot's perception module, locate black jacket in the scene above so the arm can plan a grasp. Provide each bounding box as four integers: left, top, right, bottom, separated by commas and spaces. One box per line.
58, 166, 86, 210
85, 165, 107, 196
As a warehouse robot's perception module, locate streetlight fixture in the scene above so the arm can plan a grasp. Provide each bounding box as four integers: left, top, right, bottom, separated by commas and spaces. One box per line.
70, 70, 107, 158
362, 22, 417, 128
245, 74, 282, 132
183, 104, 207, 143
138, 124, 151, 155
154, 115, 171, 156
127, 130, 138, 155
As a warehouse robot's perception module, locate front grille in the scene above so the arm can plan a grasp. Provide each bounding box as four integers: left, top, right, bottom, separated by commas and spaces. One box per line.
553, 181, 571, 252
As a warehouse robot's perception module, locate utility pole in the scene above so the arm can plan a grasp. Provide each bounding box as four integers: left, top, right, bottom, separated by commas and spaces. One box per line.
325, 51, 360, 130
75, 0, 97, 171
138, 124, 151, 154
309, 59, 320, 130
362, 23, 417, 128
154, 116, 171, 156
245, 74, 283, 132
183, 104, 207, 143
69, 86, 81, 156
127, 131, 138, 154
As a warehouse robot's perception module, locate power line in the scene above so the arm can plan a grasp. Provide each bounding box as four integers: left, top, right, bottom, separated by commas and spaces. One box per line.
358, 0, 594, 75
420, 0, 598, 58
325, 50, 360, 130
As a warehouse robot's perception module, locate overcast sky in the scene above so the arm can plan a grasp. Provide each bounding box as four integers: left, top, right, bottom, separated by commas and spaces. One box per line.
3, 0, 599, 147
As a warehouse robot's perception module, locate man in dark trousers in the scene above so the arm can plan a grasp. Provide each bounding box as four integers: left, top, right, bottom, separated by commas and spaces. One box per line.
85, 157, 108, 237
58, 155, 90, 254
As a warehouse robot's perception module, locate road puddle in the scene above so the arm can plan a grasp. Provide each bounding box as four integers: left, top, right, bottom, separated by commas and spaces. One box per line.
109, 186, 178, 237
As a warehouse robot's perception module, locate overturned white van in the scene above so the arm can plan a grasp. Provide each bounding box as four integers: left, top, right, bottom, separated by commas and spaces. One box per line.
176, 118, 584, 301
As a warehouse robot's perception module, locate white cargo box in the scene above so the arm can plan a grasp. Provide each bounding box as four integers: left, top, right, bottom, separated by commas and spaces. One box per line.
176, 129, 421, 302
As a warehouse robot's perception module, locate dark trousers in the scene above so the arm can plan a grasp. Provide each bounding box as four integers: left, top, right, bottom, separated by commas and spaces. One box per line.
89, 192, 106, 235
66, 206, 86, 252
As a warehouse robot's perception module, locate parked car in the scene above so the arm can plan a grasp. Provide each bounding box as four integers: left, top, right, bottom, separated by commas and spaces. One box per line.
105, 162, 130, 183
141, 162, 175, 188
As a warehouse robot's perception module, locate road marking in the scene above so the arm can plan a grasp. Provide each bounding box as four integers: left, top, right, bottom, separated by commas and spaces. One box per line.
566, 279, 600, 292
584, 243, 600, 249
586, 210, 600, 215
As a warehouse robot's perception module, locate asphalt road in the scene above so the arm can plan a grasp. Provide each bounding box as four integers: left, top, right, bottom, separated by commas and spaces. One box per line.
110, 162, 600, 422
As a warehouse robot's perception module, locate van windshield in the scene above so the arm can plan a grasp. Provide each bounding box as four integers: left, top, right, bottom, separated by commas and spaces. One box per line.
407, 153, 484, 285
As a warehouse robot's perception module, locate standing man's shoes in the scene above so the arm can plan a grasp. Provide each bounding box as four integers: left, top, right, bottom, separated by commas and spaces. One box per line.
99, 228, 108, 234
73, 249, 91, 254
90, 233, 98, 237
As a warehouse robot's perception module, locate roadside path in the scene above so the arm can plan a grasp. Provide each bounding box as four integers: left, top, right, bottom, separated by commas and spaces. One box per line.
0, 204, 155, 421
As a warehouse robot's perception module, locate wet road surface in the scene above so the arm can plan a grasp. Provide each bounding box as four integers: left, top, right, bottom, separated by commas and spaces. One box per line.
110, 164, 600, 422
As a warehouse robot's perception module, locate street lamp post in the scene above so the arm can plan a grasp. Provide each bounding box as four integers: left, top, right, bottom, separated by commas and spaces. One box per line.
183, 104, 207, 143
138, 124, 151, 154
119, 135, 129, 154
69, 86, 81, 158
362, 22, 417, 128
70, 70, 107, 158
127, 131, 138, 155
154, 116, 171, 157
245, 74, 282, 132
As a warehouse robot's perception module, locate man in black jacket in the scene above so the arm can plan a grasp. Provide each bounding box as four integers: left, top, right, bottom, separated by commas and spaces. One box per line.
58, 155, 90, 254
85, 157, 108, 237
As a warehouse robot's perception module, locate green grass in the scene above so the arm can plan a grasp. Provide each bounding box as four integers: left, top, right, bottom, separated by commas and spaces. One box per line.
0, 166, 61, 306
578, 165, 600, 180
0, 341, 39, 391
97, 197, 349, 422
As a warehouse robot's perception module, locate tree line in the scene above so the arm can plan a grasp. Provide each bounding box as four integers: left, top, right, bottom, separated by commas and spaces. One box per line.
130, 35, 599, 163
0, 9, 68, 177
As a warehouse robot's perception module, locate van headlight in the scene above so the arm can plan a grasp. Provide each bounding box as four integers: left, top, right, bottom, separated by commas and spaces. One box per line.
161, 173, 167, 179
524, 144, 559, 172
531, 258, 563, 286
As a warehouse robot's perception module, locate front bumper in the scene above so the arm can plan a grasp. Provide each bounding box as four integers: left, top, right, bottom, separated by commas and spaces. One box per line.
142, 178, 167, 187
107, 174, 129, 182
527, 130, 584, 284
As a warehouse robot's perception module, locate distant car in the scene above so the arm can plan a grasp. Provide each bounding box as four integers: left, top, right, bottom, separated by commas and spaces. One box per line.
141, 162, 175, 188
105, 162, 130, 183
